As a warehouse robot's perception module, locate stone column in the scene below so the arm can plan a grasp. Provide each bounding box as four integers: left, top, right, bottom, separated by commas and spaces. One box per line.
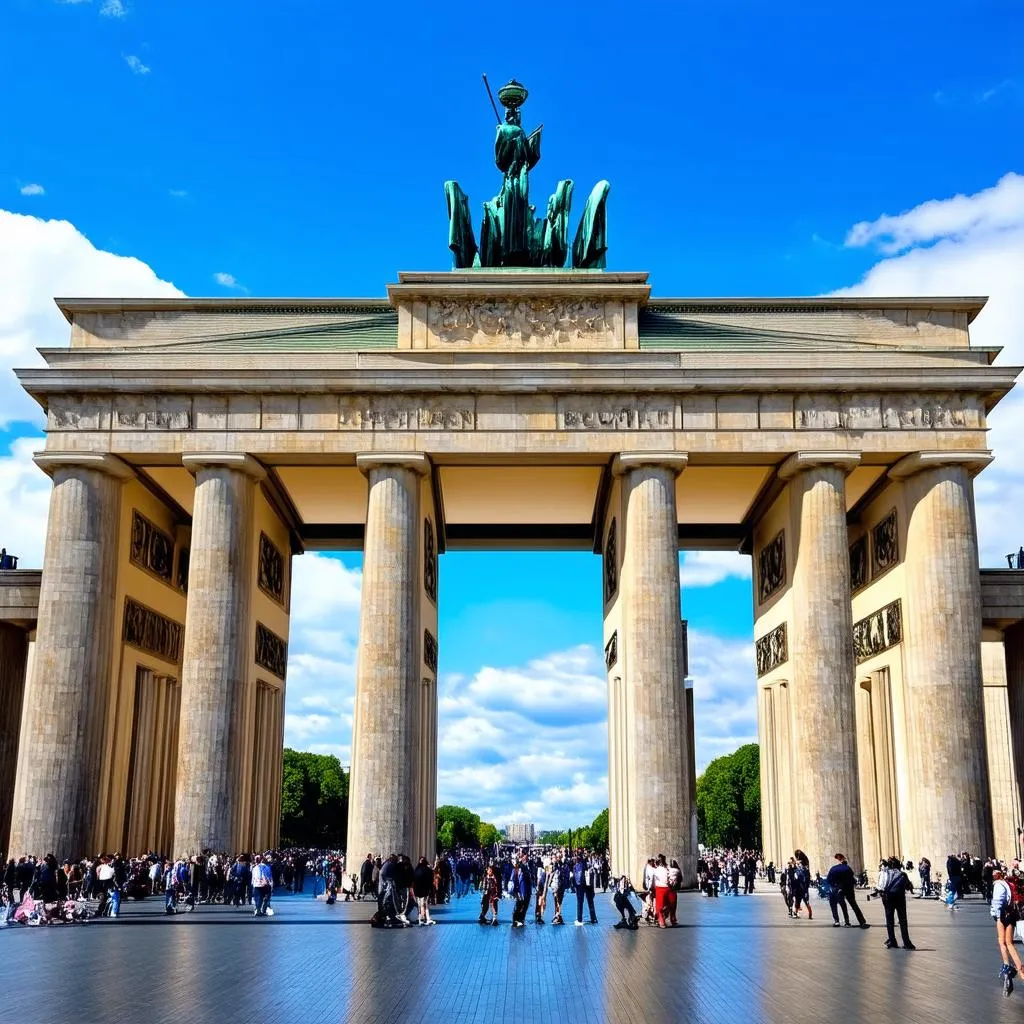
1006, 622, 1024, 855
780, 451, 863, 873
891, 451, 994, 861
173, 454, 263, 855
347, 454, 427, 862
614, 452, 690, 883
9, 452, 131, 857
0, 624, 29, 854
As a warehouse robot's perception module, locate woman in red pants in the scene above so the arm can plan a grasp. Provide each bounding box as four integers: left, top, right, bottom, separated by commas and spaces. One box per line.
653, 854, 671, 928
667, 859, 682, 925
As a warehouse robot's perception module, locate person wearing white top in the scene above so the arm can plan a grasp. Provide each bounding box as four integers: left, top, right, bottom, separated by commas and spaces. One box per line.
991, 869, 1023, 995
653, 855, 671, 928
251, 857, 274, 917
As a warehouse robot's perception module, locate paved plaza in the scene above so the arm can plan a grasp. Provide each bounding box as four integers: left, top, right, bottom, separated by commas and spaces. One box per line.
0, 886, 1019, 1023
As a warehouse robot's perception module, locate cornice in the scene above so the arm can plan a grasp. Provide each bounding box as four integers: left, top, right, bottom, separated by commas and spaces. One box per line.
15, 364, 1019, 398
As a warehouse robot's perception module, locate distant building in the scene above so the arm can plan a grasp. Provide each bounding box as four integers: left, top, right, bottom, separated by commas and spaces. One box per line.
505, 822, 536, 845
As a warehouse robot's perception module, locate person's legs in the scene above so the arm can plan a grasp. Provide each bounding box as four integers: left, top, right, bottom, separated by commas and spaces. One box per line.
847, 890, 867, 926
576, 888, 585, 924
667, 889, 678, 925
586, 888, 597, 923
837, 892, 850, 925
883, 898, 897, 945
829, 891, 841, 924
655, 887, 667, 927
895, 895, 913, 947
1002, 921, 1023, 970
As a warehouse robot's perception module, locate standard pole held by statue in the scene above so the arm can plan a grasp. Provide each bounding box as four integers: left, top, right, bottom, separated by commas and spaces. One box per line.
482, 73, 501, 124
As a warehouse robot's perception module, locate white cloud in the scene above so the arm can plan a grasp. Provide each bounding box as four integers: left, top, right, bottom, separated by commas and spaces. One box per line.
213, 271, 246, 291
124, 55, 150, 75
0, 435, 51, 568
19, 184, 45, 197
0, 208, 182, 428
839, 172, 1024, 567
845, 172, 1024, 254
680, 550, 751, 589
100, 0, 126, 15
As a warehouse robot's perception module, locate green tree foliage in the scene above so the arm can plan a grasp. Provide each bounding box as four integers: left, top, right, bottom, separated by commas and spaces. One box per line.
436, 805, 481, 851
478, 822, 502, 848
279, 748, 349, 848
590, 808, 609, 851
535, 807, 609, 851
695, 743, 761, 849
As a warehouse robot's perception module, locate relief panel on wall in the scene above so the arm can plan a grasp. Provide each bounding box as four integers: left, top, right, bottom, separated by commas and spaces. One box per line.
871, 509, 899, 576
756, 623, 788, 677
758, 530, 786, 604
129, 510, 175, 585
255, 623, 288, 680
853, 600, 903, 663
257, 532, 286, 605
123, 598, 184, 664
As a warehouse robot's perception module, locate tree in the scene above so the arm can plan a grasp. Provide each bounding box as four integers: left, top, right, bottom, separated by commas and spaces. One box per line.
695, 743, 761, 849
590, 808, 609, 851
478, 822, 501, 848
279, 748, 349, 848
436, 804, 481, 850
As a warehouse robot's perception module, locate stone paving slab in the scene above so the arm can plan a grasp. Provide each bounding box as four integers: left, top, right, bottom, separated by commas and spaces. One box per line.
0, 887, 1017, 1023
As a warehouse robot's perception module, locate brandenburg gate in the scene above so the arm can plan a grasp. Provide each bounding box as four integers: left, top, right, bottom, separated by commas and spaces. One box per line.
1, 81, 1021, 881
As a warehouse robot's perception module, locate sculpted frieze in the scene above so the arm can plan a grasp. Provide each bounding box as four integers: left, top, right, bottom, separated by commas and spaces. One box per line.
559, 396, 673, 431
113, 398, 192, 431
793, 392, 977, 432
431, 298, 609, 346
338, 397, 475, 431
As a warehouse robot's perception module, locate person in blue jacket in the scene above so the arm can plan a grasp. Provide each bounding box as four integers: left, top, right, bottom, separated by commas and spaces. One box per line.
511, 857, 533, 927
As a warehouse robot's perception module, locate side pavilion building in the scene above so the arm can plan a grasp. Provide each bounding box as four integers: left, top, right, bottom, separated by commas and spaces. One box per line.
2, 270, 1020, 882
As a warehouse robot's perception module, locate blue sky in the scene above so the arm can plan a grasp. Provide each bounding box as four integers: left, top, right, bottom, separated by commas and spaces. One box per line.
3, 0, 1024, 829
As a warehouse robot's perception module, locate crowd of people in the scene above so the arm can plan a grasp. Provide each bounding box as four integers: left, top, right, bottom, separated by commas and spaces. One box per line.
1, 849, 322, 925
9, 838, 1024, 998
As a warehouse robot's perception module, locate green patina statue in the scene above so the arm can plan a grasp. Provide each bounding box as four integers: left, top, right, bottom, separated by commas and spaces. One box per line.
445, 80, 610, 270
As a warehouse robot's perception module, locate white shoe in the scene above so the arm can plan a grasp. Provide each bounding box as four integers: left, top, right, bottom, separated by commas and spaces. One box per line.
418, 920, 425, 927
575, 920, 584, 927
426, 919, 436, 926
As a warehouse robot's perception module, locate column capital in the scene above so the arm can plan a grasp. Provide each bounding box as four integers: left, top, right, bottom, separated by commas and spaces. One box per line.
888, 449, 993, 481
33, 451, 134, 480
611, 451, 688, 477
181, 453, 267, 481
355, 453, 431, 477
778, 451, 861, 481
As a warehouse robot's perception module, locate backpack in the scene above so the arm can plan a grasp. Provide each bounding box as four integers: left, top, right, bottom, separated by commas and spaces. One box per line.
1009, 875, 1024, 913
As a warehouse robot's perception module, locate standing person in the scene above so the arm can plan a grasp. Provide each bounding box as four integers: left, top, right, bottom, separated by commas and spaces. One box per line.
94, 855, 115, 916
412, 857, 437, 926
573, 853, 597, 926
791, 851, 812, 919
535, 860, 548, 924
992, 868, 1024, 995
917, 857, 932, 899
549, 856, 566, 926
250, 855, 273, 917
480, 864, 500, 926
511, 860, 532, 927
946, 853, 964, 902
651, 855, 671, 928
826, 853, 869, 928
878, 857, 915, 950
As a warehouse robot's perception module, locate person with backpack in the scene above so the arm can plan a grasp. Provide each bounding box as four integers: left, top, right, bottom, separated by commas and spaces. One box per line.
991, 868, 1024, 995
877, 856, 916, 949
